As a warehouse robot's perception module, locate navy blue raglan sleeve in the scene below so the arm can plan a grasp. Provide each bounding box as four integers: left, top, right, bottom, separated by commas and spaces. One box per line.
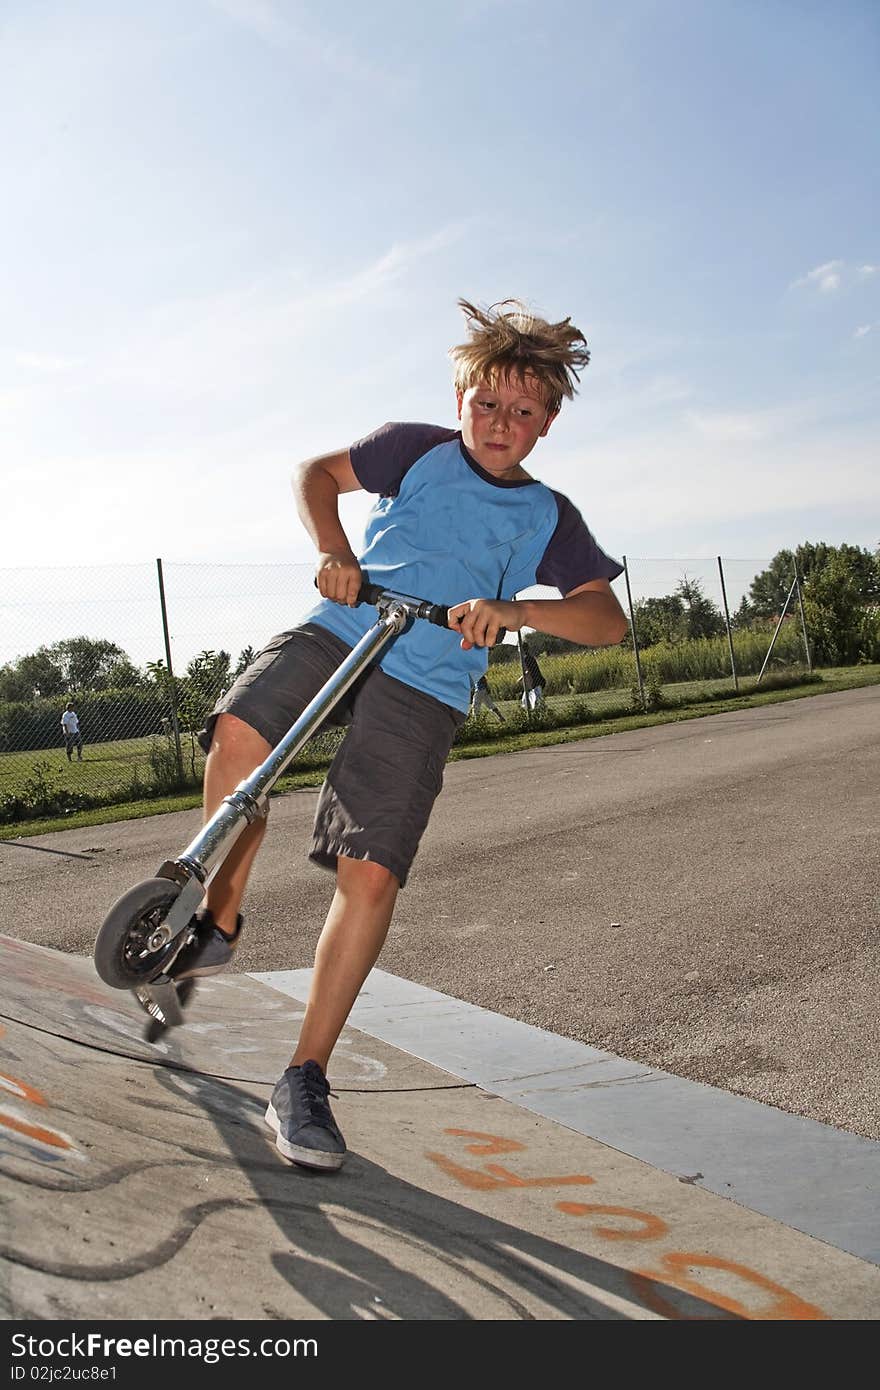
350, 422, 458, 496
536, 491, 624, 593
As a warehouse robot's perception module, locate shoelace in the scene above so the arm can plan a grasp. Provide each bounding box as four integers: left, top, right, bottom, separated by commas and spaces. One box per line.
294, 1065, 335, 1124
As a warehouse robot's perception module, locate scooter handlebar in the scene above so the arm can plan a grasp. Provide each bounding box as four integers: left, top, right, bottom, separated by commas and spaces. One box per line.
357, 581, 449, 628
357, 582, 506, 643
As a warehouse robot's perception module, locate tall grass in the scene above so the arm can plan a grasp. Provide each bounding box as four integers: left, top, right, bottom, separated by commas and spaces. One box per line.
487, 625, 807, 699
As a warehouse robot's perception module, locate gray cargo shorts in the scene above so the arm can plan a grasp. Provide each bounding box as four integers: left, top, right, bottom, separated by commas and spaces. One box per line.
199, 623, 465, 887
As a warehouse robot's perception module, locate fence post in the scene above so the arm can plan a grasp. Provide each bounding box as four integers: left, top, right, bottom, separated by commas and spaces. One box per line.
794, 569, 813, 672
756, 575, 798, 684
156, 557, 184, 781
717, 556, 739, 693
622, 556, 646, 711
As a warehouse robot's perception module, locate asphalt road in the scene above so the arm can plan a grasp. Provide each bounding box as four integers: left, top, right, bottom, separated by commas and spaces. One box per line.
2, 685, 877, 1139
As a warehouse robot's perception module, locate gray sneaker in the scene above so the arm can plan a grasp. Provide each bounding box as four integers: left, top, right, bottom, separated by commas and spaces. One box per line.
167, 912, 242, 980
265, 1061, 347, 1171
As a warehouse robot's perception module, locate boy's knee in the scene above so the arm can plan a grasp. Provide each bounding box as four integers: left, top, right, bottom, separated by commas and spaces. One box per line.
337, 856, 399, 903
208, 713, 271, 765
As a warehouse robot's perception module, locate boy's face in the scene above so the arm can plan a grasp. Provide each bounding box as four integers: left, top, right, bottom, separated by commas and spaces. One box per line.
456, 373, 557, 480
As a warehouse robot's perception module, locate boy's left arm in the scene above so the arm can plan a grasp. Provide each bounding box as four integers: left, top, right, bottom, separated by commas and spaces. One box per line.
448, 579, 629, 650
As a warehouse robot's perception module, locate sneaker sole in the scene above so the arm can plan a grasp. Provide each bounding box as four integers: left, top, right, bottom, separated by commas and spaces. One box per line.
264, 1102, 345, 1171
170, 960, 230, 981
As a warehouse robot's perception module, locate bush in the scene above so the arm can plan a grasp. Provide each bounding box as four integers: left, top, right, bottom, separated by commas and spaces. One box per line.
148, 736, 196, 794
0, 760, 102, 824
631, 668, 665, 712
0, 686, 170, 753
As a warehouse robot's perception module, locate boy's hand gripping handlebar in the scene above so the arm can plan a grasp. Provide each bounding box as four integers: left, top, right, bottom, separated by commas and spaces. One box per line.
355, 581, 507, 643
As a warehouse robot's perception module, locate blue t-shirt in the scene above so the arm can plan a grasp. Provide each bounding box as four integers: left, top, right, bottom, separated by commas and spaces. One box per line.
305, 423, 623, 713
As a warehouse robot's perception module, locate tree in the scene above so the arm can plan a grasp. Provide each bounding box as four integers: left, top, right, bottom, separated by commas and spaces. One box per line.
733, 595, 756, 628
233, 646, 256, 680
185, 649, 231, 699
103, 657, 144, 689
633, 594, 686, 647
178, 651, 231, 735
749, 547, 816, 617
49, 637, 139, 692
145, 658, 174, 691
748, 543, 880, 619
0, 637, 144, 699
676, 576, 724, 640
168, 650, 231, 779
631, 577, 723, 647
0, 648, 66, 701
802, 552, 880, 665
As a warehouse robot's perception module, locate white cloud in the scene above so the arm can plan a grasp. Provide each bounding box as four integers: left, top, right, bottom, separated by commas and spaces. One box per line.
791, 260, 844, 294
853, 323, 877, 338
791, 259, 880, 295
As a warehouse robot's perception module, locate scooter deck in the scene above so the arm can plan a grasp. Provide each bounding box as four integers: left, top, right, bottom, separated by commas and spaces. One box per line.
134, 977, 197, 1041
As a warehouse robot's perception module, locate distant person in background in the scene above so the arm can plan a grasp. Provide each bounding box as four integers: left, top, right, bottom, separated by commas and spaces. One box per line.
518, 643, 546, 711
61, 702, 83, 761
470, 672, 505, 721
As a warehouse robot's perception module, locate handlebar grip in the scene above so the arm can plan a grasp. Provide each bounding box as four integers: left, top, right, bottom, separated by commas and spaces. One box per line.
313, 577, 385, 606
424, 604, 506, 643
356, 581, 385, 607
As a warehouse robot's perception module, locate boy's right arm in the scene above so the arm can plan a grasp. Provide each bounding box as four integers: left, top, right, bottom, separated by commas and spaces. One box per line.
292, 449, 364, 608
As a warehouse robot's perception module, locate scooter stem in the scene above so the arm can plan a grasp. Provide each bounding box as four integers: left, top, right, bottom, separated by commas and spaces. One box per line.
168, 603, 408, 890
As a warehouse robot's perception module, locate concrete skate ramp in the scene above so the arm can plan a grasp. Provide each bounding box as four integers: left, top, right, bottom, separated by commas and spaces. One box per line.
0, 933, 446, 1088
2, 935, 879, 1321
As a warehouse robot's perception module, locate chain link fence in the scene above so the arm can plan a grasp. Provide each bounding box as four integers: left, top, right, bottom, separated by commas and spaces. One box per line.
0, 557, 812, 826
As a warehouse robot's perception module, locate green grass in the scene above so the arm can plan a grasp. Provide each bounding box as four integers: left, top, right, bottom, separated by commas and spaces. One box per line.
447, 665, 880, 762
1, 663, 876, 841
0, 735, 190, 798
0, 728, 340, 799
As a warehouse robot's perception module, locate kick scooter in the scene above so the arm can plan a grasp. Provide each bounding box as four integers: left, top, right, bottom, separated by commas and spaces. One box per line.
92, 583, 456, 1038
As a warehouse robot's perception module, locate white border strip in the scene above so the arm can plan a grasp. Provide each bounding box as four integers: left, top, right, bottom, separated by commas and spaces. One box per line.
251, 967, 880, 1266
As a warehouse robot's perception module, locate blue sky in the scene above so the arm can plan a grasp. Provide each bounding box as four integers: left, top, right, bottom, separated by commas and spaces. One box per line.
2, 0, 878, 598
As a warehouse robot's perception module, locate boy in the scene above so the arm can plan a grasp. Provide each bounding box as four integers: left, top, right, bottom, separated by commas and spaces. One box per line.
172, 298, 628, 1171
61, 702, 83, 761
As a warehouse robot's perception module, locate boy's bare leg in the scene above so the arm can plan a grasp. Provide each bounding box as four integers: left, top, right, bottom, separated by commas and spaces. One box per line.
292, 856, 399, 1073
201, 713, 272, 932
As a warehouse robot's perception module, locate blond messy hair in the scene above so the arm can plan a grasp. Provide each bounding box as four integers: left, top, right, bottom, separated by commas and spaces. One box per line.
449, 298, 590, 414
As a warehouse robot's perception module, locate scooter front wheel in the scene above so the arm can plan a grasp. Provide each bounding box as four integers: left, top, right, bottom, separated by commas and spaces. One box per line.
94, 877, 187, 990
